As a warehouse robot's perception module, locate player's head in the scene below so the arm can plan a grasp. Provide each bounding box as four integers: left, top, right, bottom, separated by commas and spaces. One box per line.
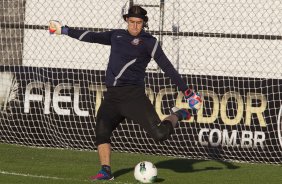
123, 5, 148, 36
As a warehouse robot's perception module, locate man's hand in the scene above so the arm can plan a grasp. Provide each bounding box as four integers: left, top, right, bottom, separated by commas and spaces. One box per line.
184, 89, 202, 110
49, 20, 62, 35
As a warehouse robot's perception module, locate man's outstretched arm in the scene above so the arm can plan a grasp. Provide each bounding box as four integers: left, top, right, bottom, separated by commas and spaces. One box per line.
49, 20, 112, 45
149, 39, 202, 110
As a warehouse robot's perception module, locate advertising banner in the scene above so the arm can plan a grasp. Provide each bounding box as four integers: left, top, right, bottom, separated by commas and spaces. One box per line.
0, 66, 281, 163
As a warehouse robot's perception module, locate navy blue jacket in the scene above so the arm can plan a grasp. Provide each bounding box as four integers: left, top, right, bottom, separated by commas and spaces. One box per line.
65, 28, 188, 92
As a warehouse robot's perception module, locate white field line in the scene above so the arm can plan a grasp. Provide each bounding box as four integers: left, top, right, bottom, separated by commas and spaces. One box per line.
0, 170, 134, 184
0, 170, 83, 181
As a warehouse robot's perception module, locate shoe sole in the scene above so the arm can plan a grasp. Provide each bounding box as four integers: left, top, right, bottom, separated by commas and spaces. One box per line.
171, 106, 180, 113
90, 176, 114, 181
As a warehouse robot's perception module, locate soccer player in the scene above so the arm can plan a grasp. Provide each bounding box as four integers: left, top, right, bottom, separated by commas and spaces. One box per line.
49, 5, 202, 181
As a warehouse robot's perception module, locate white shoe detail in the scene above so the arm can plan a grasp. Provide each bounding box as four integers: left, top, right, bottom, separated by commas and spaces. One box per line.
171, 107, 180, 113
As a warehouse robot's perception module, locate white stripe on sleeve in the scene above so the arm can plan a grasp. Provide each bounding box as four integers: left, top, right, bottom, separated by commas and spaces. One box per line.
79, 31, 90, 40
151, 40, 158, 58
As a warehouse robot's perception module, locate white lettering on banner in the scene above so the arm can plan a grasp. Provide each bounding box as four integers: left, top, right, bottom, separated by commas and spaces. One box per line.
24, 82, 89, 116
53, 83, 72, 115
199, 90, 220, 124
24, 84, 267, 127
44, 82, 51, 114
198, 128, 265, 148
23, 83, 269, 148
222, 129, 237, 147
88, 84, 106, 115
24, 82, 44, 113
145, 87, 154, 104
221, 91, 244, 126
175, 90, 266, 127
177, 90, 220, 124
73, 84, 89, 116
245, 93, 267, 127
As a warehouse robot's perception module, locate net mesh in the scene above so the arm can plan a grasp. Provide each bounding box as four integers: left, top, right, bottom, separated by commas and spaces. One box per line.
0, 0, 282, 164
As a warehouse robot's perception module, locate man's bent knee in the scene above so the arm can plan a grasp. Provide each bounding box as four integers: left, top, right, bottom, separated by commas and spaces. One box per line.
95, 123, 112, 146
150, 120, 173, 142
95, 135, 111, 146
95, 117, 114, 146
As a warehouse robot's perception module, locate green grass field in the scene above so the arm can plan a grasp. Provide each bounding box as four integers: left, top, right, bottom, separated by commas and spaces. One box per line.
0, 143, 281, 184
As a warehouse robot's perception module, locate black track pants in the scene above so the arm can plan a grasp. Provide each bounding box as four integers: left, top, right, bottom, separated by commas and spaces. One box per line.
95, 85, 173, 145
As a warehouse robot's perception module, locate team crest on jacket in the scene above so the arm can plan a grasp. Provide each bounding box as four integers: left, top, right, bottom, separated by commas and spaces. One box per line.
131, 38, 142, 45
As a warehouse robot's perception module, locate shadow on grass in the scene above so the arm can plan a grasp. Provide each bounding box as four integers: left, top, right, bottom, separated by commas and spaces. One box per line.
155, 159, 239, 173
113, 159, 239, 181
113, 168, 165, 183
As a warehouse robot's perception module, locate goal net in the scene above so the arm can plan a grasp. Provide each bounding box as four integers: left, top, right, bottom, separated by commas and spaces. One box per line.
0, 0, 282, 164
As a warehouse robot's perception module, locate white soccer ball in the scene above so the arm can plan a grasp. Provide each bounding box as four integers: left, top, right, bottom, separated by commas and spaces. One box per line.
134, 161, 157, 183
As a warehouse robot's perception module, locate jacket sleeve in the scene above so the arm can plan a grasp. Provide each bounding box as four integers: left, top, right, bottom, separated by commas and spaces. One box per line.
65, 27, 113, 45
147, 38, 189, 93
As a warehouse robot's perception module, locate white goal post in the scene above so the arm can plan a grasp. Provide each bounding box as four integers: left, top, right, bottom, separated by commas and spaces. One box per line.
0, 0, 282, 164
